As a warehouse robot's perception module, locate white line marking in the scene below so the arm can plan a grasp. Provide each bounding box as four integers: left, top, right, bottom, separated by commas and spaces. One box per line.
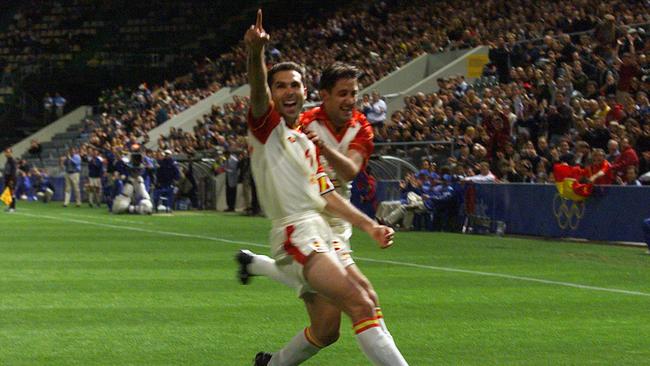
357, 258, 650, 297
15, 212, 650, 297
57, 212, 156, 226
16, 212, 266, 248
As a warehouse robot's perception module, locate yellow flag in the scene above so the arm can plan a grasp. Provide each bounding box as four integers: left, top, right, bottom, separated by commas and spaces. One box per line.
0, 187, 11, 206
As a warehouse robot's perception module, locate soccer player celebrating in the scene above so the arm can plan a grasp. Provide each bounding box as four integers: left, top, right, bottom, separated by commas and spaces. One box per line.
239, 62, 399, 341
242, 10, 408, 366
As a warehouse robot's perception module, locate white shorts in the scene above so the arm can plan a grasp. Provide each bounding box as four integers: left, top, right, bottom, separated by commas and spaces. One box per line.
270, 212, 334, 296
328, 218, 355, 268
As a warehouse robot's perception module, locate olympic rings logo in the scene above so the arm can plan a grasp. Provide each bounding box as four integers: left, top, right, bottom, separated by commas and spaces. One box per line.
552, 194, 585, 230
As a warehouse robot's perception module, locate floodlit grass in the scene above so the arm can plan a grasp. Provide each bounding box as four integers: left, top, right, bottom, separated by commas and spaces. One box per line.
1, 202, 649, 365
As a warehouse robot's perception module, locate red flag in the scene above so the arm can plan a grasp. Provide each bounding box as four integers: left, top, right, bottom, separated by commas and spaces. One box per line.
553, 163, 593, 201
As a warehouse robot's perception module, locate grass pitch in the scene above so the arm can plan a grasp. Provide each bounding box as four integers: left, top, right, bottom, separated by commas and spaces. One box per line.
1, 202, 649, 365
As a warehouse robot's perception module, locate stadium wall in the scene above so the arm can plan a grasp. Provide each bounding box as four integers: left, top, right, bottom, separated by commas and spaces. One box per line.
467, 183, 650, 243
376, 182, 650, 243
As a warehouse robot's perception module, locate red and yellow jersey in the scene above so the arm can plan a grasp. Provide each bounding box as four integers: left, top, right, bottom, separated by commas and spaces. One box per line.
247, 105, 335, 222
586, 160, 614, 185
300, 106, 374, 200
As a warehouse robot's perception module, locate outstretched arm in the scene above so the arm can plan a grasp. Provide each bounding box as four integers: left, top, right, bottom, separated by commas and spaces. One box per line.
323, 191, 394, 249
245, 10, 271, 119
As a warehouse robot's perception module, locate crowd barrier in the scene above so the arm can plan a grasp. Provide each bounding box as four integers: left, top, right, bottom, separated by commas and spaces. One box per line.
6, 178, 649, 243
376, 181, 650, 243
466, 183, 650, 243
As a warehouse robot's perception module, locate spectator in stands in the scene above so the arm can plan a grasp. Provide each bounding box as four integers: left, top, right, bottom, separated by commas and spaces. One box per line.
465, 162, 497, 182
176, 165, 197, 210
153, 149, 180, 212
574, 141, 592, 167
618, 166, 642, 186
503, 159, 535, 183
587, 148, 615, 185
359, 93, 372, 117
607, 139, 620, 162
85, 147, 104, 207
237, 149, 260, 216
639, 151, 650, 178
611, 137, 639, 177
223, 150, 239, 212
106, 171, 123, 213
558, 140, 575, 164
366, 91, 387, 127
548, 96, 574, 146
488, 37, 512, 83
53, 92, 67, 118
427, 175, 456, 231
33, 168, 54, 203
61, 147, 82, 207
28, 139, 43, 164
377, 172, 425, 231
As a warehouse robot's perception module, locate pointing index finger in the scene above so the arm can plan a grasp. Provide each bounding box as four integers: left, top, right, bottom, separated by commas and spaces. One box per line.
256, 9, 263, 30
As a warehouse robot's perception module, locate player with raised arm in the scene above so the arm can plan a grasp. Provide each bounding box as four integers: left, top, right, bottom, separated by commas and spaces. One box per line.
242, 10, 408, 366
239, 62, 397, 338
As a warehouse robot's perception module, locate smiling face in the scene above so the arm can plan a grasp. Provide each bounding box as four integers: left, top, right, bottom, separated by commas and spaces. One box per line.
592, 150, 605, 165
321, 78, 358, 127
269, 70, 306, 124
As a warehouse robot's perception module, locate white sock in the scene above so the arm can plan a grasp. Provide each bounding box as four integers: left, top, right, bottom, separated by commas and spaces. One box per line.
269, 328, 321, 366
354, 318, 408, 366
375, 307, 393, 339
249, 254, 301, 288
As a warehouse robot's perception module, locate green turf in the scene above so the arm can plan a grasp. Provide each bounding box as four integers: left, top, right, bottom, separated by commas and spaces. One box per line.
1, 202, 649, 365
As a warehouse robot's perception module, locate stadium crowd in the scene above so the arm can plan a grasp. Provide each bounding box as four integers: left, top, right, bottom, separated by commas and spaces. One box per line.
176, 0, 650, 181
6, 0, 650, 220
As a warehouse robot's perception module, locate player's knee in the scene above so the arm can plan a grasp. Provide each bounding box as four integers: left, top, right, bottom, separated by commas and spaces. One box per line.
344, 290, 375, 320
351, 271, 379, 307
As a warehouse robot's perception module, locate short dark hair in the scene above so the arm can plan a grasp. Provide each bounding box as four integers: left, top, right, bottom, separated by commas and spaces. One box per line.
267, 62, 306, 88
319, 62, 360, 91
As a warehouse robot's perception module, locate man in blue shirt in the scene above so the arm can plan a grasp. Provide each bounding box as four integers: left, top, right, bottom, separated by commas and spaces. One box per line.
85, 147, 104, 207
33, 168, 55, 203
154, 149, 180, 212
427, 175, 456, 231
61, 147, 81, 207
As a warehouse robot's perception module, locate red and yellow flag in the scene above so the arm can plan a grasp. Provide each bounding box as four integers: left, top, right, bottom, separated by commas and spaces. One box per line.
553, 164, 593, 202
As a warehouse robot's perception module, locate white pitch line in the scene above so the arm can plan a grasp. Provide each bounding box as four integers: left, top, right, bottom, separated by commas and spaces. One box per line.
16, 212, 266, 248
357, 258, 650, 297
57, 212, 156, 226
15, 211, 650, 298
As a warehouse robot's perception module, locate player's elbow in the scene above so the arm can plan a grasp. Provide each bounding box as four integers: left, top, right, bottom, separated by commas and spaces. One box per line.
339, 167, 360, 183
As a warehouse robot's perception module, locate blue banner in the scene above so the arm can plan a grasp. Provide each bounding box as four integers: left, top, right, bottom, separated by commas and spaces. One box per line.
471, 183, 650, 243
